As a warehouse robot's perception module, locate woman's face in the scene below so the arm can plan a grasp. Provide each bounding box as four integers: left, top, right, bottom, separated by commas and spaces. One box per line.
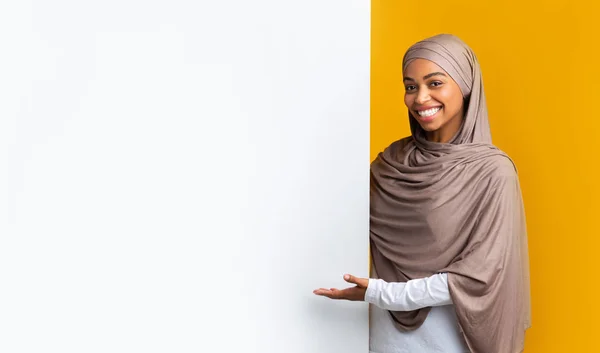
403, 58, 465, 142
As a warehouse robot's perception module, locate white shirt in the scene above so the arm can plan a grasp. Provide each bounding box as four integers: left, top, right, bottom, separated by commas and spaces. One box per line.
365, 269, 470, 353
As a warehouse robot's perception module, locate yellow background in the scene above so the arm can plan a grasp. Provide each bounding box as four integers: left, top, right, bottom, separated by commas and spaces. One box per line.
371, 1, 599, 351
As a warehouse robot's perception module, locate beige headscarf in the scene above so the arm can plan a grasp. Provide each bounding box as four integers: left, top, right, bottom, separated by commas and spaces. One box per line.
370, 34, 531, 353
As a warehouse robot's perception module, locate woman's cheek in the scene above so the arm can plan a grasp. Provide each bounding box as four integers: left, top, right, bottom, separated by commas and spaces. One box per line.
404, 95, 412, 109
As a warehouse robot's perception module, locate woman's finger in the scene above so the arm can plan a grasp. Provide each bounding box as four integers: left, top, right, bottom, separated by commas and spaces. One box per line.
344, 274, 357, 284
313, 288, 339, 299
344, 274, 368, 288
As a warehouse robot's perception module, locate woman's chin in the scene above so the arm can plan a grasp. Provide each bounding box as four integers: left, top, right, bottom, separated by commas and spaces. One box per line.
416, 122, 440, 132
412, 114, 441, 132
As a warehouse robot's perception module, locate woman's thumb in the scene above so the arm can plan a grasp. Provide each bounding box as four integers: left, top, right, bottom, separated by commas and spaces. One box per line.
344, 274, 356, 283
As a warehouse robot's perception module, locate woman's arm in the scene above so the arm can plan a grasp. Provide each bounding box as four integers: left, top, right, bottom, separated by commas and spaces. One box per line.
365, 273, 452, 311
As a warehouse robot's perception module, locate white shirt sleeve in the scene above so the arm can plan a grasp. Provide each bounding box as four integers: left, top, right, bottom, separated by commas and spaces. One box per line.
364, 273, 453, 311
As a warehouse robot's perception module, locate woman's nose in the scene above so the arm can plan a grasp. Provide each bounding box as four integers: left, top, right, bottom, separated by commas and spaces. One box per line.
415, 89, 430, 104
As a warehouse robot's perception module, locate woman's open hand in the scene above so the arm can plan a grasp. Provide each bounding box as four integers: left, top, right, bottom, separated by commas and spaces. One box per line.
313, 274, 369, 301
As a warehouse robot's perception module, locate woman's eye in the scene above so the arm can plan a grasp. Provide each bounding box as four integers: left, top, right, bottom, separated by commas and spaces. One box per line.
430, 81, 443, 87
405, 85, 416, 91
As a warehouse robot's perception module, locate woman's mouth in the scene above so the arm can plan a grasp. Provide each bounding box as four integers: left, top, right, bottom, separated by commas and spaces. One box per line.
415, 107, 442, 122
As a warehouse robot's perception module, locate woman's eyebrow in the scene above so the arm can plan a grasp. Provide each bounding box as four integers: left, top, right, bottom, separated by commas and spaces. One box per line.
403, 72, 448, 82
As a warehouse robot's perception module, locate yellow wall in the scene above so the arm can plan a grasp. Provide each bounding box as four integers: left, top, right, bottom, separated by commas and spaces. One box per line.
371, 1, 599, 351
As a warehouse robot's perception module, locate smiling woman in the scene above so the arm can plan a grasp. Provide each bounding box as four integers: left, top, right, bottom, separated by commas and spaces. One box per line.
403, 59, 465, 143
314, 34, 531, 353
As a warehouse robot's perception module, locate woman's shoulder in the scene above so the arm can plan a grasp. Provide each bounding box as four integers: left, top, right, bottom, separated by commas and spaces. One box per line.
372, 136, 414, 163
385, 136, 414, 151
478, 147, 519, 181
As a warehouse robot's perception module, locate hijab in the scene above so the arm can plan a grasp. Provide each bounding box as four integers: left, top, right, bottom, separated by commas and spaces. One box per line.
369, 34, 531, 353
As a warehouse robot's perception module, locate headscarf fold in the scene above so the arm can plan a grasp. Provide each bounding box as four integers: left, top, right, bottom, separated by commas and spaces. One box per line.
369, 34, 531, 353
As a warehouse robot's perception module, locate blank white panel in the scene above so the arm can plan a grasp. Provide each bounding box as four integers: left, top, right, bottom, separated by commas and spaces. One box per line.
0, 1, 370, 352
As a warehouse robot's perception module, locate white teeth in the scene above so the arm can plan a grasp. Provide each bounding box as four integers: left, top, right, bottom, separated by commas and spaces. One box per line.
417, 107, 441, 117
